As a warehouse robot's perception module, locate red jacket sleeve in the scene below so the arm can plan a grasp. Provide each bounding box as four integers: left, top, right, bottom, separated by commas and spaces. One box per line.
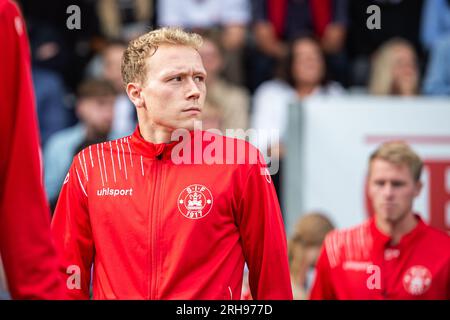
51, 157, 94, 300
0, 0, 65, 299
309, 239, 337, 300
236, 153, 293, 300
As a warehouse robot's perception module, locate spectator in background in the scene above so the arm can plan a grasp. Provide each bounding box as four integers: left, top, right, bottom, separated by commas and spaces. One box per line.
347, 0, 424, 88
157, 0, 251, 85
251, 35, 344, 204
310, 142, 450, 299
287, 35, 344, 98
85, 40, 136, 136
368, 38, 420, 96
197, 35, 249, 136
97, 0, 154, 42
25, 8, 76, 146
101, 40, 137, 135
420, 0, 450, 52
250, 0, 348, 91
33, 67, 72, 147
44, 79, 121, 210
422, 34, 450, 95
19, 0, 103, 91
289, 212, 334, 300
252, 35, 344, 151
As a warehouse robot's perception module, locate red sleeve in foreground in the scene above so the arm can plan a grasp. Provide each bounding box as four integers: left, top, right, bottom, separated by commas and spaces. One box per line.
0, 0, 65, 299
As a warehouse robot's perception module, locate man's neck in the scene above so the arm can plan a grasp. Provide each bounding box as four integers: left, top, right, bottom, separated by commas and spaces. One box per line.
139, 123, 173, 144
375, 212, 418, 245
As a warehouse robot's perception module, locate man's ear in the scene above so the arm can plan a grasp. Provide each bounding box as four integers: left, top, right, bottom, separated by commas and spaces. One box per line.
126, 82, 145, 109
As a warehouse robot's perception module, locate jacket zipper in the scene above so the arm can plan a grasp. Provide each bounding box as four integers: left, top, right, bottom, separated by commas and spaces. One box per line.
150, 155, 163, 299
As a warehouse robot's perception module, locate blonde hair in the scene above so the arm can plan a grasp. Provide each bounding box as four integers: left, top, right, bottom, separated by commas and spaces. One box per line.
368, 38, 417, 95
369, 141, 423, 182
121, 27, 203, 88
289, 212, 334, 281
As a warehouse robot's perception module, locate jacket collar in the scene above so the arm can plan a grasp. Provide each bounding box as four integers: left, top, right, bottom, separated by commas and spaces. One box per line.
129, 125, 198, 160
370, 213, 426, 248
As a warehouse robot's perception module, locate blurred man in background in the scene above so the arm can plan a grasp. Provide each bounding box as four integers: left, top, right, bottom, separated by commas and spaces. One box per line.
310, 141, 450, 299
101, 40, 136, 135
0, 0, 64, 299
44, 79, 119, 210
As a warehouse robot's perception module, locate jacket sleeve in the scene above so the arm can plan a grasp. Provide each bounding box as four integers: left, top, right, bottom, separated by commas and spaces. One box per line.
51, 157, 94, 299
309, 240, 337, 300
236, 153, 293, 300
0, 0, 65, 299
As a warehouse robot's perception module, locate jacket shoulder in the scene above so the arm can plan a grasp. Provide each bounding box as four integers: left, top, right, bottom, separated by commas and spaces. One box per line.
324, 221, 373, 268
201, 130, 265, 166
422, 224, 450, 251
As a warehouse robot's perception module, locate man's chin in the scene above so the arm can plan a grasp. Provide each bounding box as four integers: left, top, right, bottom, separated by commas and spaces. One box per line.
378, 210, 405, 224
178, 118, 202, 131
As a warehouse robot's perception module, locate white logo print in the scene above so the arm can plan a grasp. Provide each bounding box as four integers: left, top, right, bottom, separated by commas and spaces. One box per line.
63, 172, 70, 185
264, 168, 272, 184
96, 187, 133, 197
403, 265, 432, 296
178, 184, 213, 219
14, 16, 23, 36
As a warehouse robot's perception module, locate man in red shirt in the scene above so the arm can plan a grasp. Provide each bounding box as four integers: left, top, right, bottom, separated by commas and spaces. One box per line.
310, 141, 450, 299
51, 27, 293, 300
0, 0, 65, 299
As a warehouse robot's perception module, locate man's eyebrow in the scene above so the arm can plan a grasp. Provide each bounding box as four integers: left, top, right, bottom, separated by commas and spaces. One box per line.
160, 67, 206, 77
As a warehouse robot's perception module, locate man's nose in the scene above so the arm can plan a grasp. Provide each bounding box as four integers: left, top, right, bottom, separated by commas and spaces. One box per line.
186, 78, 201, 100
382, 183, 394, 198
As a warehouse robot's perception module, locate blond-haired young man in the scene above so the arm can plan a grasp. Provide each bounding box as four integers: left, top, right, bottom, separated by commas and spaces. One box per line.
51, 27, 292, 300
310, 142, 450, 299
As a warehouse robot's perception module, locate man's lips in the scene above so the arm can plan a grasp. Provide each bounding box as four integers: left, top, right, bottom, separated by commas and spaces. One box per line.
182, 107, 201, 113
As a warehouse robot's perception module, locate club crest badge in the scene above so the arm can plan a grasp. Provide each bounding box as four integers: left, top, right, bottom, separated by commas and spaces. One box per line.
403, 265, 432, 296
178, 184, 213, 219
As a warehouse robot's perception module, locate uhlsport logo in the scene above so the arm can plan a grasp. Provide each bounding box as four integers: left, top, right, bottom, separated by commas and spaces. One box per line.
403, 265, 432, 296
178, 184, 213, 219
97, 187, 133, 197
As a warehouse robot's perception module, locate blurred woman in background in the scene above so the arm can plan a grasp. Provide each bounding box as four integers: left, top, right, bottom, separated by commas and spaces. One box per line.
289, 212, 334, 300
252, 35, 345, 158
251, 35, 344, 202
369, 38, 420, 96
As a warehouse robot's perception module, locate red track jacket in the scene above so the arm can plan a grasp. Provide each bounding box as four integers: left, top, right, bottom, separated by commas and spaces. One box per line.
0, 0, 64, 299
310, 215, 450, 300
51, 128, 293, 300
